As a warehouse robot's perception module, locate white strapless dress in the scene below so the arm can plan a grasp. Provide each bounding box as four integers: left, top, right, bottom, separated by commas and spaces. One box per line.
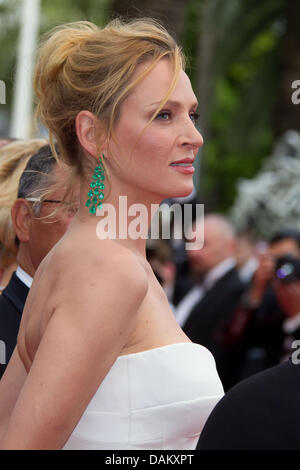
63, 342, 224, 450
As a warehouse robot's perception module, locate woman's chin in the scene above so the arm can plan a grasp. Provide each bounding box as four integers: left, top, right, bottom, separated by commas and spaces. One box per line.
169, 184, 195, 200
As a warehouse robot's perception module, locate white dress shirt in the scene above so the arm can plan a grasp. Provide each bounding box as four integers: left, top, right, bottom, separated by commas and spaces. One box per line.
174, 257, 236, 327
15, 266, 33, 288
283, 312, 300, 334
238, 257, 258, 284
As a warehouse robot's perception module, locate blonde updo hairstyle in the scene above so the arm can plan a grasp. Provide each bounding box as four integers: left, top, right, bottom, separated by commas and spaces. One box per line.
34, 18, 185, 187
0, 138, 47, 268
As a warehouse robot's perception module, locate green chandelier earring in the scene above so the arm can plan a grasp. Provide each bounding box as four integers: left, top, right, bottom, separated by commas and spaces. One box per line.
85, 154, 105, 215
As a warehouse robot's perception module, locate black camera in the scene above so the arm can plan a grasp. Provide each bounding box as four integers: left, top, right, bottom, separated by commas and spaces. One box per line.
275, 254, 300, 283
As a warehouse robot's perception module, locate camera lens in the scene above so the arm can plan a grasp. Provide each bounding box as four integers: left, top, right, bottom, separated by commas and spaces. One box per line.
276, 262, 294, 280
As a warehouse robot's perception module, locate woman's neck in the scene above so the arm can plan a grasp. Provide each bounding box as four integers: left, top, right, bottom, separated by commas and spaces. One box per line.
75, 180, 164, 258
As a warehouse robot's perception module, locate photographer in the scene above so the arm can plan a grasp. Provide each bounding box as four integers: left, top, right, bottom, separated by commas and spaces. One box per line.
218, 228, 300, 386
274, 267, 300, 360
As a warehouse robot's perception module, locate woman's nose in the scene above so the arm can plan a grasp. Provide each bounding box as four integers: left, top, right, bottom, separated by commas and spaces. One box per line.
180, 119, 204, 151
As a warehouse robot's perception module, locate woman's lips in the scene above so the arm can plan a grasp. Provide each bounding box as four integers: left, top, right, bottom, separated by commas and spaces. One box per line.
170, 162, 195, 174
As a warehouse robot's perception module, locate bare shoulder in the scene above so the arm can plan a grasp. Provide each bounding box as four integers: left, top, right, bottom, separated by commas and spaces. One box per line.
49, 234, 149, 320
62, 234, 146, 282
20, 229, 148, 345
19, 233, 149, 370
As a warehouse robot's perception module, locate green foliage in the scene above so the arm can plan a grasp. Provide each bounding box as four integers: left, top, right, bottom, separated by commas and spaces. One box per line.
0, 0, 110, 134
179, 0, 286, 212
0, 0, 22, 121
200, 0, 285, 212
40, 0, 110, 31
181, 0, 200, 87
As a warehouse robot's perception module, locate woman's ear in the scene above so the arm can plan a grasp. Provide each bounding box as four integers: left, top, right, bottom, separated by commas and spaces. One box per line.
75, 111, 100, 158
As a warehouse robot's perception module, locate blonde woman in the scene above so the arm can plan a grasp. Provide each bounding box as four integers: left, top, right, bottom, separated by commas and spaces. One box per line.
0, 18, 224, 450
0, 139, 47, 293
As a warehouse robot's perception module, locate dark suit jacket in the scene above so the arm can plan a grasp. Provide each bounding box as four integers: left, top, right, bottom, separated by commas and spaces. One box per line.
0, 272, 29, 378
183, 268, 245, 390
197, 358, 300, 450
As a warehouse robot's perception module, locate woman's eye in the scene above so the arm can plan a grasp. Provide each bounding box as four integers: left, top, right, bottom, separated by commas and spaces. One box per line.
155, 111, 171, 121
190, 112, 199, 123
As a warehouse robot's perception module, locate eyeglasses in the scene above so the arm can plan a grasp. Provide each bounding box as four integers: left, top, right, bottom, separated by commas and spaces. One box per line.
26, 198, 70, 204
25, 197, 79, 215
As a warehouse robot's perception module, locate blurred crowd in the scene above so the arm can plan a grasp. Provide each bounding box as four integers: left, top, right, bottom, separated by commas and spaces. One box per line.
1, 136, 300, 394
146, 208, 300, 392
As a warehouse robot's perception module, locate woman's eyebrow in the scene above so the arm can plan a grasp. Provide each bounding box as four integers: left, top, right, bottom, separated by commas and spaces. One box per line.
146, 99, 198, 109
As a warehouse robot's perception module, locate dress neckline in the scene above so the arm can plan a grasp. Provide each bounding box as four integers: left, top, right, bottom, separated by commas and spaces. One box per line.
117, 341, 206, 360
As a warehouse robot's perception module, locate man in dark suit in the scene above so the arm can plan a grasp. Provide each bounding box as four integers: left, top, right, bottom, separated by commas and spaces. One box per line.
0, 273, 29, 378
197, 357, 300, 450
175, 214, 245, 390
0, 145, 78, 378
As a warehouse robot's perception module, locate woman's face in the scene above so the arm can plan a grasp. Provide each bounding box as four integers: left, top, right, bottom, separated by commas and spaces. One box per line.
106, 58, 203, 201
